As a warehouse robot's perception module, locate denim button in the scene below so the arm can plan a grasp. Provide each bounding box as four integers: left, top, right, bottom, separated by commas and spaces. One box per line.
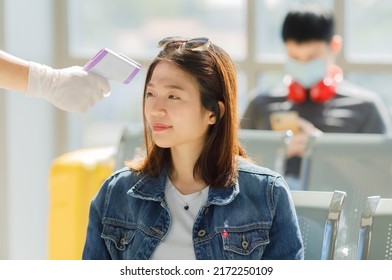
242, 234, 249, 250
120, 237, 126, 245
198, 229, 206, 237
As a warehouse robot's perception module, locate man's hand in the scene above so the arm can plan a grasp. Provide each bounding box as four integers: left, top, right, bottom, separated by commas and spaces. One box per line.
286, 118, 323, 157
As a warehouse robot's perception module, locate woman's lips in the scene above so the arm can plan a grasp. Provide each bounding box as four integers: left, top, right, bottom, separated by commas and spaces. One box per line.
152, 123, 172, 132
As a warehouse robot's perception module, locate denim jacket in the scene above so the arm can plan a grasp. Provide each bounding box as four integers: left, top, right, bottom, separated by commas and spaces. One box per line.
82, 159, 304, 260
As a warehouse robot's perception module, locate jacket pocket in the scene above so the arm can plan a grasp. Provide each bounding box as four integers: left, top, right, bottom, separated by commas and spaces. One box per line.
221, 226, 270, 257
101, 221, 136, 251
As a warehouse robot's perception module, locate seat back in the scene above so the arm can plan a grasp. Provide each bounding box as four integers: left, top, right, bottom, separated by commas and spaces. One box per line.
299, 133, 392, 259
357, 196, 392, 260
238, 129, 292, 174
48, 147, 115, 259
115, 126, 144, 170
291, 190, 346, 260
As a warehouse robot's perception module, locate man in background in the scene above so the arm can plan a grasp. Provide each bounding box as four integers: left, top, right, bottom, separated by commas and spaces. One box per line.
240, 2, 392, 189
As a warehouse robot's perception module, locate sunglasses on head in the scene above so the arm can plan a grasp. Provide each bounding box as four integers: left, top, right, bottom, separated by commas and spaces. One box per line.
157, 36, 211, 51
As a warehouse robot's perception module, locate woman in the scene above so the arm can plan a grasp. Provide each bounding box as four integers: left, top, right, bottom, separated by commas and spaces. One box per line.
82, 37, 304, 260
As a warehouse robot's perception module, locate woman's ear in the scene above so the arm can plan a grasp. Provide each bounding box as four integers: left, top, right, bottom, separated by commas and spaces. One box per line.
208, 101, 225, 125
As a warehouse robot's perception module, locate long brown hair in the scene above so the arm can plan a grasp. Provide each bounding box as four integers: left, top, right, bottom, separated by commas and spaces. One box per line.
127, 39, 247, 188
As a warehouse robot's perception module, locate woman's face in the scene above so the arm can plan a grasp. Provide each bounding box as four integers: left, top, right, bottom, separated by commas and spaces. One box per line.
144, 61, 215, 151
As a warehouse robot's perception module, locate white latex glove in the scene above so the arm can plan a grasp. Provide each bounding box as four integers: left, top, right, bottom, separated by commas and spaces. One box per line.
26, 61, 111, 113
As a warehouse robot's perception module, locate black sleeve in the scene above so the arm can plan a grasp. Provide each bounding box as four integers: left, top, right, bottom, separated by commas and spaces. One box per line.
360, 99, 392, 134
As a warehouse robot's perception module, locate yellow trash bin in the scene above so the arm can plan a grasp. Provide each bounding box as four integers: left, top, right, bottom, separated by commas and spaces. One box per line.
48, 147, 115, 259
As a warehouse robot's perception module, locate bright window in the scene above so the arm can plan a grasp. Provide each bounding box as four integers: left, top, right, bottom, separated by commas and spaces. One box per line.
67, 0, 246, 60
64, 0, 246, 148
61, 0, 392, 149
345, 0, 392, 62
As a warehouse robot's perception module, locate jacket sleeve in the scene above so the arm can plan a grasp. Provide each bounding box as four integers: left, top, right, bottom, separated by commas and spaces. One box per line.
262, 176, 304, 260
82, 179, 112, 260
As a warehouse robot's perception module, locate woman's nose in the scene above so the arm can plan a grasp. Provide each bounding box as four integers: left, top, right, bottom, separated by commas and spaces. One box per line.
149, 99, 166, 117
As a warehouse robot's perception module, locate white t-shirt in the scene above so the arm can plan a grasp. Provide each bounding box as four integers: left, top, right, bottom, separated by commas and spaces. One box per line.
151, 178, 209, 260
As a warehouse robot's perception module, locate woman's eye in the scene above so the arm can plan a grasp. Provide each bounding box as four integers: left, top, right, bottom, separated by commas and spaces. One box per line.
145, 92, 154, 98
168, 95, 179, 100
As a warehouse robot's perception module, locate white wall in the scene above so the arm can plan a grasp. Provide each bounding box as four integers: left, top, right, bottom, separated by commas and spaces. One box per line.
1, 0, 58, 259
0, 0, 7, 260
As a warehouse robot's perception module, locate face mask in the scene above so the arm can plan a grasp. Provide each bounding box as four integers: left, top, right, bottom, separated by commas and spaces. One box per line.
285, 58, 327, 88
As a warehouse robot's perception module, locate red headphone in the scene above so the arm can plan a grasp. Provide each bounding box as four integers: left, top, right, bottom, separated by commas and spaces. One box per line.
286, 65, 343, 103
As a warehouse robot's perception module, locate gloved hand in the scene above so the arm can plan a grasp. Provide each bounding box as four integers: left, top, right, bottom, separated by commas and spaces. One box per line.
26, 62, 111, 113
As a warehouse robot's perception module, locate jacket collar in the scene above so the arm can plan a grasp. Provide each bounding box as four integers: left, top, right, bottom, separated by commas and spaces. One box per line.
128, 166, 239, 206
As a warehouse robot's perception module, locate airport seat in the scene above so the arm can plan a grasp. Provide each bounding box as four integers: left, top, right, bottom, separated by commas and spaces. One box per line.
48, 126, 143, 259
299, 133, 392, 259
48, 147, 115, 259
356, 196, 392, 260
114, 126, 144, 170
238, 129, 292, 174
291, 190, 346, 260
